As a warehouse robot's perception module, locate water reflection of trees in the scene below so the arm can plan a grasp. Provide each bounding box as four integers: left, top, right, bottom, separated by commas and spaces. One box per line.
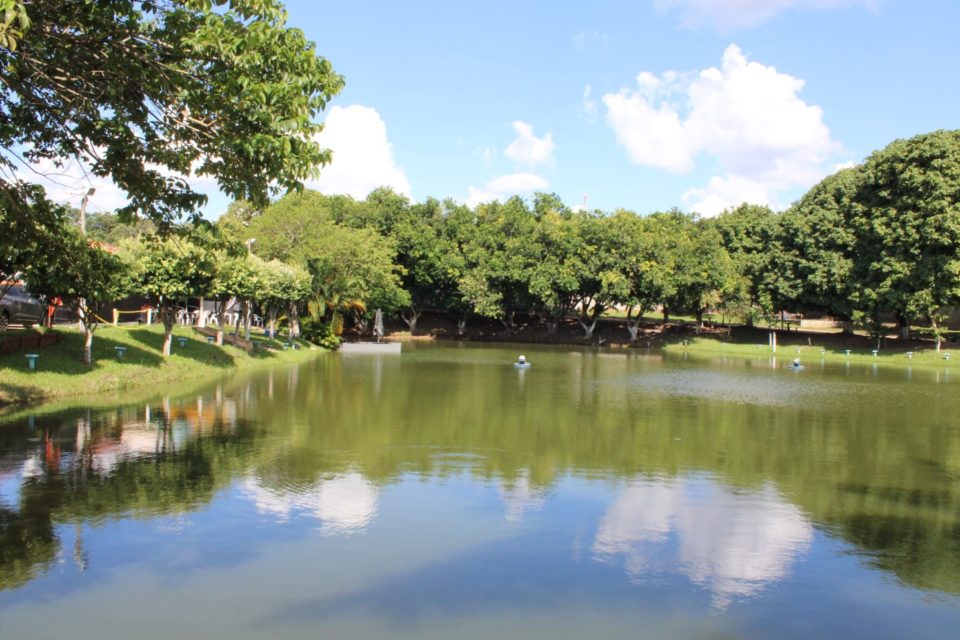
0, 393, 256, 590
2, 350, 960, 597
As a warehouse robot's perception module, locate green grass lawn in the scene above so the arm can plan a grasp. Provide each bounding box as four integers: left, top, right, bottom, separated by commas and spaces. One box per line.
0, 323, 320, 409
661, 335, 957, 369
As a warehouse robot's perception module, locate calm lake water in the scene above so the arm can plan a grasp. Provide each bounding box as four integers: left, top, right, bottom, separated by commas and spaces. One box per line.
2, 342, 960, 639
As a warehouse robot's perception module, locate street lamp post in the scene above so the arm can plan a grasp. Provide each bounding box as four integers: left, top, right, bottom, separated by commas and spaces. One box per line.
78, 187, 96, 234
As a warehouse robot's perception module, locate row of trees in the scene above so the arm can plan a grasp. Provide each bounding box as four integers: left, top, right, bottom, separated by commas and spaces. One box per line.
222, 129, 960, 346
7, 216, 315, 364
4, 128, 957, 364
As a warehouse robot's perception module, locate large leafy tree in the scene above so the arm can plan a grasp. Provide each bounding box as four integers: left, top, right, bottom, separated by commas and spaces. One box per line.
0, 0, 343, 230
460, 197, 540, 332
656, 211, 735, 327
526, 198, 582, 335
849, 130, 960, 344
712, 204, 783, 325
778, 169, 858, 329
603, 210, 672, 342
569, 212, 627, 340
390, 197, 463, 335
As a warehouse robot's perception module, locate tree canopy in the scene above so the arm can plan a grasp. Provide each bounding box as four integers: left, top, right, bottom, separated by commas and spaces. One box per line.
0, 0, 343, 229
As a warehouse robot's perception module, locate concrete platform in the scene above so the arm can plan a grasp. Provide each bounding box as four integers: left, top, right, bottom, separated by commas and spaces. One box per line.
339, 342, 402, 354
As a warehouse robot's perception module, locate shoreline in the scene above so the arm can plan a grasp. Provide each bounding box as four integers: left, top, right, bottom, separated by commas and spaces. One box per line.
374, 316, 958, 371
0, 324, 322, 414
5, 318, 955, 417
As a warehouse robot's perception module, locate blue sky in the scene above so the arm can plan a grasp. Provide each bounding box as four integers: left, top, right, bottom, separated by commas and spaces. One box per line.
46, 0, 960, 218
280, 0, 959, 217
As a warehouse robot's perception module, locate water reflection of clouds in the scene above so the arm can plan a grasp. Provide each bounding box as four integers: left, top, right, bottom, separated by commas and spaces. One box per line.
593, 476, 813, 609
498, 474, 546, 523
243, 473, 380, 535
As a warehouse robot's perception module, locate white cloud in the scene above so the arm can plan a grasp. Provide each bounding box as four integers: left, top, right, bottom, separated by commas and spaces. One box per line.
655, 0, 875, 31
12, 151, 225, 217
16, 156, 129, 213
582, 84, 598, 119
466, 172, 550, 207
307, 105, 411, 199
603, 44, 840, 216
573, 30, 610, 52
832, 160, 857, 172
682, 175, 772, 217
504, 121, 555, 168
474, 144, 497, 166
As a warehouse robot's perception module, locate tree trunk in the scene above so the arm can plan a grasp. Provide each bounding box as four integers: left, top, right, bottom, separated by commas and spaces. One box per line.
215, 308, 227, 346
544, 317, 559, 335
289, 302, 300, 338
161, 302, 175, 357
83, 325, 94, 365
695, 309, 704, 327
841, 319, 854, 335
457, 315, 468, 336
898, 314, 910, 339
500, 311, 515, 333
932, 315, 942, 352
625, 306, 643, 342
234, 300, 245, 338
196, 296, 205, 328
662, 307, 670, 323
402, 308, 422, 335
243, 302, 251, 341
268, 310, 278, 338
579, 317, 599, 340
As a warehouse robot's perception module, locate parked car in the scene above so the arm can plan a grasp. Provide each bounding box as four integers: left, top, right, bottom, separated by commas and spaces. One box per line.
0, 283, 46, 331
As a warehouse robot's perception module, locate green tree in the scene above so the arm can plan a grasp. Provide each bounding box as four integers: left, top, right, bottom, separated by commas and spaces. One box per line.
778, 169, 858, 331
245, 191, 408, 335
27, 230, 126, 364
570, 212, 627, 340
210, 252, 264, 344
121, 237, 215, 356
0, 182, 70, 304
848, 130, 960, 346
461, 197, 540, 332
603, 210, 672, 341
526, 201, 582, 335
257, 259, 310, 338
712, 204, 783, 326
1, 0, 342, 230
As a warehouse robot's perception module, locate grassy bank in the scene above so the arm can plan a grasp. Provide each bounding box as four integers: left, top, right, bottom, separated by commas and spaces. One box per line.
661, 334, 958, 369
0, 324, 320, 410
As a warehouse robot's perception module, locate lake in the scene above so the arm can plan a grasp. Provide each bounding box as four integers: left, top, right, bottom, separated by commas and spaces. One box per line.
2, 342, 959, 639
